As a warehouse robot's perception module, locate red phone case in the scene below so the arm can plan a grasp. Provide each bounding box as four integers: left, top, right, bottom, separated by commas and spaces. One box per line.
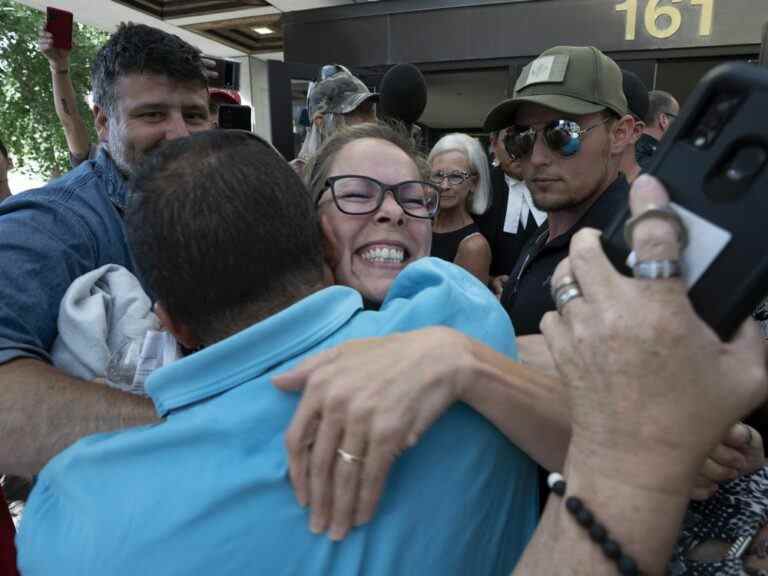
45, 7, 73, 51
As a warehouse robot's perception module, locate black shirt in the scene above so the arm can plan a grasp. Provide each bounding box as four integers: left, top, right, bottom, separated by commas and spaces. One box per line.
500, 176, 631, 336
474, 165, 542, 277
430, 222, 481, 263
635, 133, 659, 171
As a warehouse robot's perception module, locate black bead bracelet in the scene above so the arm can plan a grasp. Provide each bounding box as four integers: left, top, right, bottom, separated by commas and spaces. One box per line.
547, 473, 640, 576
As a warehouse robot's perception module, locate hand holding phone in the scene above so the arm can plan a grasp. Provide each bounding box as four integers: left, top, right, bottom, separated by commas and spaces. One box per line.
204, 57, 241, 90
217, 104, 252, 131
605, 63, 768, 340
45, 7, 73, 52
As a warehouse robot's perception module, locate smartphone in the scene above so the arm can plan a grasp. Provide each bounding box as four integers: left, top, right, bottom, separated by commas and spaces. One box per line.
45, 7, 73, 51
218, 104, 252, 131
206, 58, 241, 91
604, 62, 768, 341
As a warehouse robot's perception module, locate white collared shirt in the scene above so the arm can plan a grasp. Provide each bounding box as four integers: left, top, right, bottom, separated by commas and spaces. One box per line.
503, 175, 547, 234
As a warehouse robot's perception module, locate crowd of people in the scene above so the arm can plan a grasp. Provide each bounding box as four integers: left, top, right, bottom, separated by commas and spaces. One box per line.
0, 16, 766, 576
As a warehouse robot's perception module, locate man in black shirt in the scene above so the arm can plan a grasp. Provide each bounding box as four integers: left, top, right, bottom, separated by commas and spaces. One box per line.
636, 90, 680, 170
484, 46, 635, 336
476, 129, 547, 295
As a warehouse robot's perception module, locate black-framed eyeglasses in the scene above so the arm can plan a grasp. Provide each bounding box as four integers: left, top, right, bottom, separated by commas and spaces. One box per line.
663, 112, 678, 120
429, 170, 476, 187
504, 117, 612, 160
319, 175, 440, 219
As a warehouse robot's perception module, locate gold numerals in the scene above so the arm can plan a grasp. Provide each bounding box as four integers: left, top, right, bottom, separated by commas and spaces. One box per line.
616, 0, 714, 41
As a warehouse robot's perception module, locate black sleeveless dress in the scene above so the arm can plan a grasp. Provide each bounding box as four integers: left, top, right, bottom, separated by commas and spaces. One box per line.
430, 222, 481, 263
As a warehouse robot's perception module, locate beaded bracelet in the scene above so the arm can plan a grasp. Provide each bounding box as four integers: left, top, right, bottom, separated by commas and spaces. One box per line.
547, 473, 640, 576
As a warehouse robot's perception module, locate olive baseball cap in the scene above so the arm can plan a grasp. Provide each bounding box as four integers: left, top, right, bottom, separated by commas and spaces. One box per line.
308, 70, 379, 118
484, 46, 629, 131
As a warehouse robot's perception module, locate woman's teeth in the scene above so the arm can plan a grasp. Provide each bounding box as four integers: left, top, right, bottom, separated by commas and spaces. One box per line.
361, 247, 405, 263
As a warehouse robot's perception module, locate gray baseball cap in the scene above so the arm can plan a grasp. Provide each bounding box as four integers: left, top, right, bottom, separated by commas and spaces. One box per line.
308, 70, 379, 118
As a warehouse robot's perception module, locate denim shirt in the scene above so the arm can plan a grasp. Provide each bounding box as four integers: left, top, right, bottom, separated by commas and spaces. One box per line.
0, 148, 135, 365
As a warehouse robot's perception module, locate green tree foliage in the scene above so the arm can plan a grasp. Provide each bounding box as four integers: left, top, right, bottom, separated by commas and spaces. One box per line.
0, 0, 107, 177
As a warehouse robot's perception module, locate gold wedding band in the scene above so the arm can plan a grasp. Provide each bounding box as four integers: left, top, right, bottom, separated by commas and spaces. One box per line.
337, 448, 363, 464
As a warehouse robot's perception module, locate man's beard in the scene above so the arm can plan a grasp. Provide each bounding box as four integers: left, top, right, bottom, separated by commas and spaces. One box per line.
106, 117, 163, 177
105, 118, 138, 177
528, 143, 612, 212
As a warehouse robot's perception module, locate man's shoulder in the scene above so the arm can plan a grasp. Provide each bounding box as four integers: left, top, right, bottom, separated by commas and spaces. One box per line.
1, 163, 109, 217
377, 258, 516, 356
386, 257, 497, 307
0, 160, 124, 243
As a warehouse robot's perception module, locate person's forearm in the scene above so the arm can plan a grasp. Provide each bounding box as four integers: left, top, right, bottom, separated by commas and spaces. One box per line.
459, 337, 570, 471
517, 334, 558, 377
0, 358, 157, 476
49, 67, 91, 158
514, 441, 695, 575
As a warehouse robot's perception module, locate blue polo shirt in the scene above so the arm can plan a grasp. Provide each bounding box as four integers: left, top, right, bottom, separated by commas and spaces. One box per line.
0, 148, 133, 365
17, 258, 539, 576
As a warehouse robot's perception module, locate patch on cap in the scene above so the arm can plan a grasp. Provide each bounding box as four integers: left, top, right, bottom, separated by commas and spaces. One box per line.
515, 55, 570, 91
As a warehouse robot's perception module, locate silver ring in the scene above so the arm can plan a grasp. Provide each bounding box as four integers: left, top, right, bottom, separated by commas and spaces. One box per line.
337, 448, 363, 465
554, 284, 582, 313
632, 259, 682, 279
623, 204, 688, 250
550, 275, 577, 301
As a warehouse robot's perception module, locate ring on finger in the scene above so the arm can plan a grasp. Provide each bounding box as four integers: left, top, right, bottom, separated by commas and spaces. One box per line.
550, 275, 578, 301
337, 448, 363, 465
553, 283, 583, 314
623, 203, 688, 250
632, 259, 682, 280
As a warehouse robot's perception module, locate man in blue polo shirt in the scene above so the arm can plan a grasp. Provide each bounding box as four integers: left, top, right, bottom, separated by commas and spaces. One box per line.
16, 131, 538, 575
0, 23, 213, 477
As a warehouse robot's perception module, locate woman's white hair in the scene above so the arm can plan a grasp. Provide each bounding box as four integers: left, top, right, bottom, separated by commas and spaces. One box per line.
428, 133, 491, 215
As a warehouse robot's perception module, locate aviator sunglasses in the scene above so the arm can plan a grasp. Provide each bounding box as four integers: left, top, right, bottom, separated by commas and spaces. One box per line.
504, 117, 612, 160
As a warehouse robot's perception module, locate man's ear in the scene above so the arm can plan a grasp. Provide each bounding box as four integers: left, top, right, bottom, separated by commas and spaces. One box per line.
610, 115, 636, 155
155, 302, 201, 351
93, 104, 110, 142
629, 119, 645, 144
659, 113, 670, 133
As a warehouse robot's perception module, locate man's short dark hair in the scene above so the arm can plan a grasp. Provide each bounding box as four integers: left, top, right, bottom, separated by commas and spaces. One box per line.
127, 130, 325, 345
645, 90, 677, 125
91, 23, 208, 117
0, 138, 7, 161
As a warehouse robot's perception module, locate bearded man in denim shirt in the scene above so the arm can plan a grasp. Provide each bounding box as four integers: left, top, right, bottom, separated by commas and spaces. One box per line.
0, 23, 213, 476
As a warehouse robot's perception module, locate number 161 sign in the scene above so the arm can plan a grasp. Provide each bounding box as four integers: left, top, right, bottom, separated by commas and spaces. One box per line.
616, 0, 714, 40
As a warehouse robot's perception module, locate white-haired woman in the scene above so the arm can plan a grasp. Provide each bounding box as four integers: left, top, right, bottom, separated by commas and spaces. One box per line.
428, 133, 492, 284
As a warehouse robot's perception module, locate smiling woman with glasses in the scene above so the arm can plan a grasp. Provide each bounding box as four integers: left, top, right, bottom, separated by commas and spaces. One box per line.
427, 133, 492, 285
307, 122, 436, 306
